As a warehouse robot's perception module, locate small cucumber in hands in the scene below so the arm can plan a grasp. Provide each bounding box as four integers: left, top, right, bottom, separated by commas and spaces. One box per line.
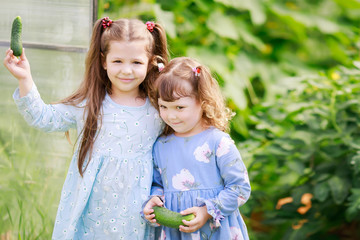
10, 16, 23, 57
153, 206, 195, 229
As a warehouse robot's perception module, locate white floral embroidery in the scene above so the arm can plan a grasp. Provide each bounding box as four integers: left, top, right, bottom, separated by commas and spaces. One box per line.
160, 229, 166, 240
172, 169, 195, 191
237, 195, 247, 206
230, 226, 244, 240
216, 137, 234, 157
191, 231, 200, 240
194, 143, 212, 163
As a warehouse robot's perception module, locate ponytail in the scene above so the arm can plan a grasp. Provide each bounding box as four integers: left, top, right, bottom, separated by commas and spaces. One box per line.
145, 22, 169, 107
73, 18, 109, 177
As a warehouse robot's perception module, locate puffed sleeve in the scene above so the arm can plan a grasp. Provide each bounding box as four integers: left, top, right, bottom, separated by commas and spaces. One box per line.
197, 135, 251, 227
13, 84, 77, 132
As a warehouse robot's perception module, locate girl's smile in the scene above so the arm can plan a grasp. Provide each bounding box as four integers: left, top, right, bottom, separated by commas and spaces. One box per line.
103, 40, 149, 105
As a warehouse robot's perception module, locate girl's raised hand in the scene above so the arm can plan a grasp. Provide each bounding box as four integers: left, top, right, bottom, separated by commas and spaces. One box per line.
143, 196, 163, 224
4, 48, 34, 97
3, 48, 32, 82
179, 206, 212, 233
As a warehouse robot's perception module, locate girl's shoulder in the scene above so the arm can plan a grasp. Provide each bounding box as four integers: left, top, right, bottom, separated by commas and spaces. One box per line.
205, 127, 230, 141
154, 127, 231, 147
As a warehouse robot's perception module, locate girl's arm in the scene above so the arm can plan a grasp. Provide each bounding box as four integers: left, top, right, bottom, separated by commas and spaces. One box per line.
197, 135, 251, 227
4, 49, 77, 132
150, 146, 165, 197
13, 86, 77, 132
3, 48, 34, 97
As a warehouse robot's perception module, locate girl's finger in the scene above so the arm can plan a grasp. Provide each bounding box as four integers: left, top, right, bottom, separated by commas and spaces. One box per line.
19, 48, 26, 60
179, 225, 195, 233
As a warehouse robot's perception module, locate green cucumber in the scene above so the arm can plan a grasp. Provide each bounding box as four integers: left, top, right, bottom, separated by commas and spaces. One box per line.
10, 16, 23, 57
153, 206, 195, 229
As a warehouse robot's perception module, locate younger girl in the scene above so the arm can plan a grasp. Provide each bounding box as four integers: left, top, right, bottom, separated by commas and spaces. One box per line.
4, 17, 168, 239
143, 57, 251, 240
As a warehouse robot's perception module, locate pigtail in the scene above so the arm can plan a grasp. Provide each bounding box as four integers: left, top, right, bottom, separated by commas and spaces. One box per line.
76, 18, 109, 176
196, 64, 234, 132
145, 22, 169, 107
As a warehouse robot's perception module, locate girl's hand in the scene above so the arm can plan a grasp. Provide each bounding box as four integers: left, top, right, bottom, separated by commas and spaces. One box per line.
143, 196, 163, 224
3, 48, 34, 97
179, 206, 212, 233
3, 48, 32, 82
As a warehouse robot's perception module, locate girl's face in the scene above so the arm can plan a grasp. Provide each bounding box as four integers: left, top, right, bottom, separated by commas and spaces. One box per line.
103, 40, 149, 100
158, 83, 205, 137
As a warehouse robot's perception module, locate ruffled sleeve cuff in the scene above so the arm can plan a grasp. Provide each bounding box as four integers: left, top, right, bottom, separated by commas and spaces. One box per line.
196, 197, 224, 228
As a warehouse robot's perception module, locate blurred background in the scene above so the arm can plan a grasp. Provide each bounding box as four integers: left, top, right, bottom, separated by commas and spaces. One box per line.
1, 0, 360, 239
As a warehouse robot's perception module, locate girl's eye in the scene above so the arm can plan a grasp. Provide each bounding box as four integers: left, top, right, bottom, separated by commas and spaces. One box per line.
176, 106, 184, 110
159, 105, 166, 109
134, 61, 143, 64
114, 60, 122, 63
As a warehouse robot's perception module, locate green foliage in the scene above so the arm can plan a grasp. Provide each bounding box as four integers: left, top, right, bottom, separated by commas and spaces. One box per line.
0, 122, 70, 239
98, 0, 360, 239
243, 63, 360, 239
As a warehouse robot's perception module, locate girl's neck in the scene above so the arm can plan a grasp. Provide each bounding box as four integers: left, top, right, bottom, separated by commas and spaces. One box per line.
174, 124, 209, 138
109, 91, 146, 107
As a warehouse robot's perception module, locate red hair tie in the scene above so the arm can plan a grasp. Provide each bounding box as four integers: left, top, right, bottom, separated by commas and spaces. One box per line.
146, 21, 155, 32
102, 17, 113, 29
192, 67, 201, 77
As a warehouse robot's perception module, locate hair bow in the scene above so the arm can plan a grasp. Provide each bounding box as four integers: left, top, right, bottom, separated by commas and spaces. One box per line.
102, 17, 113, 29
146, 21, 155, 32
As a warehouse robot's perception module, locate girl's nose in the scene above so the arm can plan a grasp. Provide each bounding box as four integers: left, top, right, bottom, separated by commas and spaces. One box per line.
167, 111, 177, 120
122, 64, 132, 74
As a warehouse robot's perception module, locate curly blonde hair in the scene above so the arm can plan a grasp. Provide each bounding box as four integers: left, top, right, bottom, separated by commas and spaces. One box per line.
154, 57, 234, 135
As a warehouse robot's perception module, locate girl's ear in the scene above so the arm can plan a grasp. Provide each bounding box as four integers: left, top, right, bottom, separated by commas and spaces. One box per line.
101, 52, 107, 70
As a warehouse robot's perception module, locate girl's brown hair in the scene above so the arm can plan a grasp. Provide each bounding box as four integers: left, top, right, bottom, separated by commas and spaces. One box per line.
60, 18, 168, 176
154, 57, 234, 136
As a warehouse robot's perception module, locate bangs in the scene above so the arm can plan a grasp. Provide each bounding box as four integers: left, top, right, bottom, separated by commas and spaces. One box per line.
157, 76, 192, 102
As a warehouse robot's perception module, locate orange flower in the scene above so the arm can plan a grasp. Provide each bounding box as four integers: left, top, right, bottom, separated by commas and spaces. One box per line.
276, 197, 293, 210
297, 193, 313, 215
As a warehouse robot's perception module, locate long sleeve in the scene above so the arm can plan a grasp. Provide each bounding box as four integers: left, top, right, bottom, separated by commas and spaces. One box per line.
150, 145, 165, 197
13, 84, 77, 132
197, 135, 251, 225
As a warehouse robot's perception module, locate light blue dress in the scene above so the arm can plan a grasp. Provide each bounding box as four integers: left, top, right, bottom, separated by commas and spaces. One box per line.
150, 127, 251, 240
14, 84, 163, 240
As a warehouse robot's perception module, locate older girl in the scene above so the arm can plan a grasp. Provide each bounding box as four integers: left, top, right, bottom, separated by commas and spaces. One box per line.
4, 18, 168, 239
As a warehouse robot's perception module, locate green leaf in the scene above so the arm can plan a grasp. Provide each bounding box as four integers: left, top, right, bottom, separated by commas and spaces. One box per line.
223, 71, 247, 109
314, 181, 330, 202
350, 154, 360, 174
186, 46, 229, 74
333, 0, 360, 9
287, 161, 305, 175
345, 188, 360, 221
206, 11, 238, 40
353, 61, 360, 69
290, 131, 313, 146
214, 0, 266, 25
154, 4, 176, 38
314, 17, 340, 34
235, 21, 266, 50
328, 176, 350, 204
